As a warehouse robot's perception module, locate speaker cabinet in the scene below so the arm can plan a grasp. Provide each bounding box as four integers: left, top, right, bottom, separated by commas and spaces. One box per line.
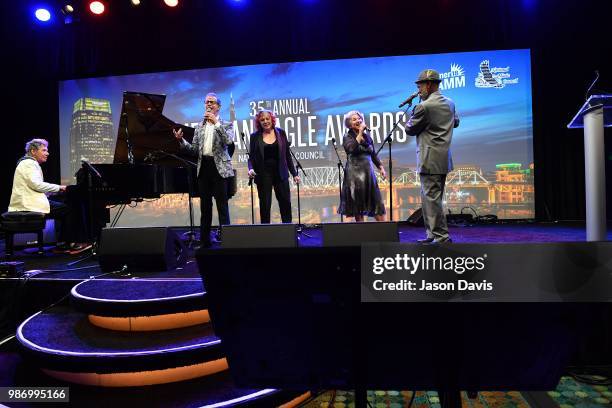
322, 222, 399, 246
221, 224, 298, 249
98, 227, 186, 272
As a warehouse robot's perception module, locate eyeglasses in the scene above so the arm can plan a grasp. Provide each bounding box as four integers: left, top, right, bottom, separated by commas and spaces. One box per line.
205, 100, 218, 105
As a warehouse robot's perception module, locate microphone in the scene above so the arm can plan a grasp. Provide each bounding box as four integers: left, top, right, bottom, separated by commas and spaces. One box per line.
398, 91, 420, 108
585, 70, 600, 101
331, 137, 336, 145
363, 125, 371, 132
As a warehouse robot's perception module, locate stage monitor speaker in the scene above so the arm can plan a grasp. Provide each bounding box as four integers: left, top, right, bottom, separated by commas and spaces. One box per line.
98, 227, 186, 272
221, 224, 298, 249
322, 222, 399, 247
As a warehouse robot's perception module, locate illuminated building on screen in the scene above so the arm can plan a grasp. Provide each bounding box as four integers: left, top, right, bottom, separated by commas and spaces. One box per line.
229, 92, 236, 123
230, 92, 252, 172
493, 163, 534, 204
69, 97, 114, 177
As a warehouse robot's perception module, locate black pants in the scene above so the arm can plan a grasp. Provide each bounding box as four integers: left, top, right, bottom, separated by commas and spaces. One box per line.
198, 157, 230, 243
257, 168, 292, 224
47, 200, 71, 243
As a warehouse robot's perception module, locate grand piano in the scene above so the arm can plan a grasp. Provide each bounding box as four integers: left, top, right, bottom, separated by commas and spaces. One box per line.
74, 91, 197, 240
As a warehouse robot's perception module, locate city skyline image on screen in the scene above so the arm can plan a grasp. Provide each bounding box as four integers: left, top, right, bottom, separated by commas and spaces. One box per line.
59, 48, 533, 226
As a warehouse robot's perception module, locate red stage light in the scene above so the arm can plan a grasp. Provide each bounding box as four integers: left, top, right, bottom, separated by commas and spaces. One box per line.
89, 1, 105, 15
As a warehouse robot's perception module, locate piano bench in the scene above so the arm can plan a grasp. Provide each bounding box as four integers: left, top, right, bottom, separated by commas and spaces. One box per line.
1, 211, 47, 259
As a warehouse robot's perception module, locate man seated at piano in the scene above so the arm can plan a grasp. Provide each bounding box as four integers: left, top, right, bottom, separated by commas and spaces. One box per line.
8, 138, 90, 253
173, 92, 235, 248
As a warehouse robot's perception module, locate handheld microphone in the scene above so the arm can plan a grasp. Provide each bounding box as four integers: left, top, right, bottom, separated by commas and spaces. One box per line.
331, 137, 336, 145
398, 91, 420, 108
363, 126, 371, 132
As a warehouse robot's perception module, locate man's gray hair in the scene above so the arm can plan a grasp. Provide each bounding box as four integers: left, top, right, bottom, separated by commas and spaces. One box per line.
344, 110, 365, 128
206, 92, 222, 106
25, 139, 49, 155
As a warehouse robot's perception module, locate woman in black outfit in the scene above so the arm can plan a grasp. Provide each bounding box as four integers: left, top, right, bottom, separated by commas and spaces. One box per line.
248, 109, 300, 223
338, 110, 387, 222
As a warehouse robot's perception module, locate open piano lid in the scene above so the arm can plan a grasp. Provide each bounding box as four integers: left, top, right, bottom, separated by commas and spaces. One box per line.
113, 91, 195, 165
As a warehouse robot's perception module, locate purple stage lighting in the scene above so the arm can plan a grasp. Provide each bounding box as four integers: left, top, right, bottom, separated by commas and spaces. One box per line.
227, 0, 247, 8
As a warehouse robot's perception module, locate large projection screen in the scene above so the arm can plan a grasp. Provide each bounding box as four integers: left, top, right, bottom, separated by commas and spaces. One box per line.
59, 49, 533, 226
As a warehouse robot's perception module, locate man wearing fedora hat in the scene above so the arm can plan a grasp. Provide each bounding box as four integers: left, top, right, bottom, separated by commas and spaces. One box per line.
405, 69, 460, 244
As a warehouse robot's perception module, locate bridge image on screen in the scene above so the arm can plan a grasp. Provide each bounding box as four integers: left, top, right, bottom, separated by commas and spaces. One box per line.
59, 48, 533, 226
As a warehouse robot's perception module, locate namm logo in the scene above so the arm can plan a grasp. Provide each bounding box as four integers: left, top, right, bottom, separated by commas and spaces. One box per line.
475, 60, 519, 89
439, 63, 466, 91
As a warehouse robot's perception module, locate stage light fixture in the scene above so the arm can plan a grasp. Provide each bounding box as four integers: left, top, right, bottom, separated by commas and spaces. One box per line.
89, 1, 105, 15
35, 8, 52, 22
60, 3, 77, 24
131, 0, 141, 5
163, 0, 179, 7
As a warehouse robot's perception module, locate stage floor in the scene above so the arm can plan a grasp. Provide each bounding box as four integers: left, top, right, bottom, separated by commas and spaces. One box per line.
1, 221, 610, 283
1, 221, 611, 407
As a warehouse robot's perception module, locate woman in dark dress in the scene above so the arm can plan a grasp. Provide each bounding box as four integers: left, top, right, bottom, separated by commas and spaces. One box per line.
338, 110, 387, 222
247, 109, 300, 223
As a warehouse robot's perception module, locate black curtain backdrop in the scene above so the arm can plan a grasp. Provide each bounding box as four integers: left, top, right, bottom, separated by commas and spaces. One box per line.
1, 0, 610, 221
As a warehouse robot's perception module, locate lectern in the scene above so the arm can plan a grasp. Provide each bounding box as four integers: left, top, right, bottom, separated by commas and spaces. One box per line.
568, 95, 612, 241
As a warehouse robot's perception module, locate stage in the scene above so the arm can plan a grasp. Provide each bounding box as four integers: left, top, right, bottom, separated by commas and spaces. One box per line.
1, 221, 611, 407
2, 220, 611, 281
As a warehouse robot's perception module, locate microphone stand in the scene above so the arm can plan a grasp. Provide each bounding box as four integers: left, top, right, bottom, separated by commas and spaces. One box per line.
240, 132, 256, 224
148, 149, 199, 248
81, 160, 101, 245
331, 137, 344, 223
376, 103, 414, 222
288, 146, 312, 238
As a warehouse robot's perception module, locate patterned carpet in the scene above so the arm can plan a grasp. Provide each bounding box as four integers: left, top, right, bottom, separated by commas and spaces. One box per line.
547, 376, 611, 407
304, 375, 612, 407
305, 390, 529, 408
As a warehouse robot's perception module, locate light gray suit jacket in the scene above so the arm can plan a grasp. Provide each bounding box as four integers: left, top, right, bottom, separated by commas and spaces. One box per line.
180, 119, 235, 178
405, 91, 459, 175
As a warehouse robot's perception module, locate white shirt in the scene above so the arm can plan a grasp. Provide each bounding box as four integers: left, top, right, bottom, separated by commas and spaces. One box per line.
8, 157, 60, 214
201, 118, 220, 157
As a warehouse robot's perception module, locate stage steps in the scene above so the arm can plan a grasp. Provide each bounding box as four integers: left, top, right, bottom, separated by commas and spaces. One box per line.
70, 278, 209, 330
15, 276, 310, 406
17, 305, 226, 386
